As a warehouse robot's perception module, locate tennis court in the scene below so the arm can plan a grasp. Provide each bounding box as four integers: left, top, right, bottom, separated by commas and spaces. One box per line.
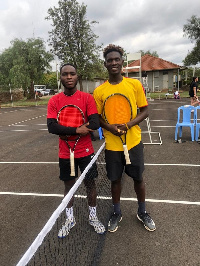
0, 98, 199, 266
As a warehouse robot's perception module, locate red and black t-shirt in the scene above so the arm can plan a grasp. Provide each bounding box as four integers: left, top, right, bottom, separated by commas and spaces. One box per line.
47, 90, 98, 159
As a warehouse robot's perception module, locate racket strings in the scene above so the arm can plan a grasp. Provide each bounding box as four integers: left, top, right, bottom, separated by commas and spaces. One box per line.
104, 96, 131, 124
58, 107, 84, 127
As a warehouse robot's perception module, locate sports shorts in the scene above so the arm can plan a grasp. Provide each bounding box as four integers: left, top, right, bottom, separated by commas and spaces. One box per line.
105, 141, 144, 181
59, 153, 98, 181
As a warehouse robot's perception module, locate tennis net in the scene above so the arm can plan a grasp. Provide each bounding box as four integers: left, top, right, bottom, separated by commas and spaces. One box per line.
17, 142, 112, 266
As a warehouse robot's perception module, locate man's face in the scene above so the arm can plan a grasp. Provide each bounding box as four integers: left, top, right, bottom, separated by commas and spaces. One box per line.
60, 65, 78, 90
104, 51, 124, 75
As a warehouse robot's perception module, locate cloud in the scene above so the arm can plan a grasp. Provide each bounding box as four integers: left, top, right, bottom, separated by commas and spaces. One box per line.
0, 0, 199, 66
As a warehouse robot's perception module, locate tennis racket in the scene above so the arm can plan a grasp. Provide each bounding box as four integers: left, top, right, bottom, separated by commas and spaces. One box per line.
103, 93, 132, 164
57, 105, 85, 176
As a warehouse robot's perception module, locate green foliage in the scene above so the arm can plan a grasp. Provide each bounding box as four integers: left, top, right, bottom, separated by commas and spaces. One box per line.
40, 72, 58, 90
46, 0, 104, 89
0, 38, 53, 97
183, 15, 200, 65
138, 50, 159, 57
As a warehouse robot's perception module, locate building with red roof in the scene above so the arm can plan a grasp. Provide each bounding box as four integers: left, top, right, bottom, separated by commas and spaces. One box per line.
122, 54, 185, 92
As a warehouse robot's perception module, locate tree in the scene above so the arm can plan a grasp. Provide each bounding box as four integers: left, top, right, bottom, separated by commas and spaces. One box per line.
40, 72, 59, 90
0, 38, 53, 97
183, 15, 200, 66
138, 50, 159, 57
46, 0, 103, 90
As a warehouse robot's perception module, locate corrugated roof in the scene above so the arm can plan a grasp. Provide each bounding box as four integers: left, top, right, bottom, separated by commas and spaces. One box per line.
123, 54, 181, 73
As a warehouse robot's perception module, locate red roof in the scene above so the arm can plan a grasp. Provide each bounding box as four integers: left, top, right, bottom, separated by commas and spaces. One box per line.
124, 54, 181, 73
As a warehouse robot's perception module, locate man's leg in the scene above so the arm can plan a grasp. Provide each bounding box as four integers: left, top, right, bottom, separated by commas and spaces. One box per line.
105, 149, 124, 233
134, 179, 146, 213
134, 179, 156, 232
84, 178, 97, 207
81, 156, 105, 234
84, 178, 105, 234
111, 178, 122, 204
64, 179, 75, 206
108, 178, 123, 232
58, 158, 77, 238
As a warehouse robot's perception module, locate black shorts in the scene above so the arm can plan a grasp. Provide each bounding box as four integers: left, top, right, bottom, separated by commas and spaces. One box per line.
105, 142, 144, 181
59, 153, 98, 181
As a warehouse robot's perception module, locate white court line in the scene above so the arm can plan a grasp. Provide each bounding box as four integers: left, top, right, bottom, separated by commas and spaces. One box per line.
11, 124, 27, 126
0, 162, 200, 167
0, 162, 58, 164
8, 114, 46, 127
0, 192, 200, 205
150, 120, 172, 121
11, 130, 30, 132
145, 163, 200, 167
152, 126, 175, 128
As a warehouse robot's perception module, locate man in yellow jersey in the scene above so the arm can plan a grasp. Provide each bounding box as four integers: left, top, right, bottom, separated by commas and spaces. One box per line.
93, 44, 156, 233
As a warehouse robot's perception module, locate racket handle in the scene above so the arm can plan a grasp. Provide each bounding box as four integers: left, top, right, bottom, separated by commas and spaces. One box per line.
70, 150, 75, 176
123, 145, 131, 165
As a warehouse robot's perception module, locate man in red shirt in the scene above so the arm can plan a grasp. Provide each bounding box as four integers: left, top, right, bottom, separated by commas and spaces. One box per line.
47, 63, 105, 238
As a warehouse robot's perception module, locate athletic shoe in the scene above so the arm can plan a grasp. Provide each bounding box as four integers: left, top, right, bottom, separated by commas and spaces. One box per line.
108, 212, 122, 233
58, 217, 76, 238
89, 216, 106, 234
137, 212, 156, 232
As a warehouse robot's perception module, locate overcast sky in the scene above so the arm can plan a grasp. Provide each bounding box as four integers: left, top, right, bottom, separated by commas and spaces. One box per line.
0, 0, 200, 68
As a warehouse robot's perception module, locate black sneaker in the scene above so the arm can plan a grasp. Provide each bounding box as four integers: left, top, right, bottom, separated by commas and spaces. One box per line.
108, 212, 122, 232
137, 212, 156, 232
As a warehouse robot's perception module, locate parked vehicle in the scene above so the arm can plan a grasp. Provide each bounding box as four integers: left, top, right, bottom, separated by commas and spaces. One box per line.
45, 89, 55, 95
40, 90, 50, 96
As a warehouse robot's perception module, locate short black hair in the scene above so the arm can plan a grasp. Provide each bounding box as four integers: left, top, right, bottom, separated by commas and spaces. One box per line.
192, 77, 198, 81
103, 44, 124, 58
60, 63, 77, 73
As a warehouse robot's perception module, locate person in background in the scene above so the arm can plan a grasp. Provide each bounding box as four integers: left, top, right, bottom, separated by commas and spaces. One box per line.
189, 77, 199, 106
174, 90, 180, 99
47, 63, 105, 238
93, 44, 156, 233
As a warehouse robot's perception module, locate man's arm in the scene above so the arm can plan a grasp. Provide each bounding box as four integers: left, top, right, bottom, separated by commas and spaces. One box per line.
47, 115, 99, 137
87, 113, 100, 130
47, 118, 77, 135
193, 86, 197, 98
99, 106, 149, 136
127, 106, 149, 129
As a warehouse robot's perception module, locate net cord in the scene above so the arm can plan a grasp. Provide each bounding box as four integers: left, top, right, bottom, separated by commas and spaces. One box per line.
16, 142, 105, 266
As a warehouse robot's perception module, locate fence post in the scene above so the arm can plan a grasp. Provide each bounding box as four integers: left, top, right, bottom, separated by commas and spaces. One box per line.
9, 84, 13, 107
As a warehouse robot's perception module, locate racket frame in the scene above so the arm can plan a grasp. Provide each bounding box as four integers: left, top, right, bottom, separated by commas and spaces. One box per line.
103, 93, 132, 165
57, 104, 85, 176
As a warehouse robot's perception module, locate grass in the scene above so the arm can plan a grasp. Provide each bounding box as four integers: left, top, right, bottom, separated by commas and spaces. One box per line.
0, 96, 52, 108
0, 91, 191, 108
146, 90, 190, 99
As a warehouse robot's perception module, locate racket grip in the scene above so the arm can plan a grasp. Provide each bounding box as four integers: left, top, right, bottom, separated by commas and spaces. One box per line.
70, 150, 75, 176
123, 145, 131, 165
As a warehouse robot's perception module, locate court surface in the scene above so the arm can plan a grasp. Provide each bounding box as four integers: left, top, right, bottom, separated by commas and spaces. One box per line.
0, 98, 200, 266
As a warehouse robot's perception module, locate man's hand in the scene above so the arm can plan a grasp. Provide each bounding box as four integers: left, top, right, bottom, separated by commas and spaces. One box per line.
108, 124, 126, 136
76, 122, 94, 135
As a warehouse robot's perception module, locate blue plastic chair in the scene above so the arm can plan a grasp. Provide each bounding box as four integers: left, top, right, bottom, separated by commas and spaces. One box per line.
175, 105, 196, 141
195, 106, 200, 141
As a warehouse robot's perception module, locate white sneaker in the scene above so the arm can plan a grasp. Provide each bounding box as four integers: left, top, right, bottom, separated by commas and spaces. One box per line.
58, 217, 76, 238
89, 216, 106, 234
